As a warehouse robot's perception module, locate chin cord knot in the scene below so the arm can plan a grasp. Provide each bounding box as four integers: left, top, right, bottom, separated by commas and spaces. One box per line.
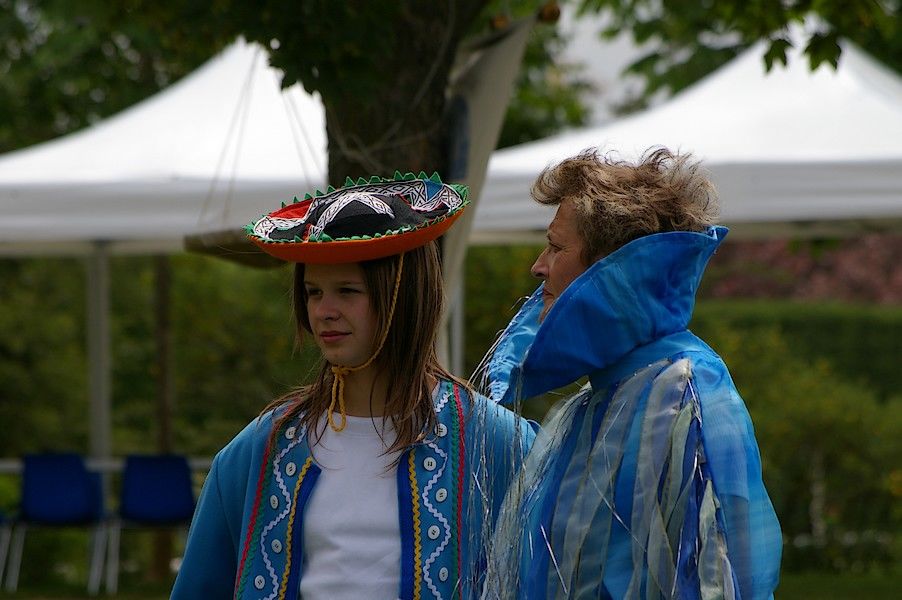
327, 252, 405, 432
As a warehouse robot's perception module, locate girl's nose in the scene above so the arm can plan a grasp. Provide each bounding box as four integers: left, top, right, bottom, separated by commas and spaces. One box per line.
312, 295, 340, 321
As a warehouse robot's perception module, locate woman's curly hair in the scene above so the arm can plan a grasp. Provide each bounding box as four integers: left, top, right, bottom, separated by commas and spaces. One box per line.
532, 147, 720, 263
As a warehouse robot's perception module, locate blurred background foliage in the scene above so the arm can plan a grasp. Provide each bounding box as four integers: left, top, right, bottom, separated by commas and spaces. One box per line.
1, 0, 901, 595
1, 215, 900, 588
4, 245, 899, 592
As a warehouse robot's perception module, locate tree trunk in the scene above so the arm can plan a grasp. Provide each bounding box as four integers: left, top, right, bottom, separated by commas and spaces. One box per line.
809, 449, 827, 547
325, 1, 488, 183
154, 256, 174, 454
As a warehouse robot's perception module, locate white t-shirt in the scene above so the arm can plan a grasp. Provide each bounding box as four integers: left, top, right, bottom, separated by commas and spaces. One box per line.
299, 414, 402, 600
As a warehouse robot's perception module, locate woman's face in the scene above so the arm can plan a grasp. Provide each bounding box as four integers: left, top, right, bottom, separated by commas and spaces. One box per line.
304, 262, 379, 368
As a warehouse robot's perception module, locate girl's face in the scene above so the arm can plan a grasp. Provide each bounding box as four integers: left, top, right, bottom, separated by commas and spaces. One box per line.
304, 262, 379, 368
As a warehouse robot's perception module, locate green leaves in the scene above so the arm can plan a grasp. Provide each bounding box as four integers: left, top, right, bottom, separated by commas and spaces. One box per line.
804, 31, 842, 70
577, 0, 901, 114
0, 0, 234, 153
763, 37, 792, 70
238, 1, 403, 101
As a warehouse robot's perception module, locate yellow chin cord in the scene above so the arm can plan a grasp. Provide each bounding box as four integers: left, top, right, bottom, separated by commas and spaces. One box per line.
327, 252, 405, 432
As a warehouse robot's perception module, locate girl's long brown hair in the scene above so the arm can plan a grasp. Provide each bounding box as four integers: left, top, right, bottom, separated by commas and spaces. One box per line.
262, 240, 463, 454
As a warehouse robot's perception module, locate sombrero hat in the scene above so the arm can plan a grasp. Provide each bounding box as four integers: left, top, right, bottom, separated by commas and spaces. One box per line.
246, 171, 469, 263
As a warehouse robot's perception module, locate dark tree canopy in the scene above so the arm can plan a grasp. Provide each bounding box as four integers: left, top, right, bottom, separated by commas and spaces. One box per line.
3, 0, 898, 167
0, 1, 495, 181
2, 1, 593, 178
0, 0, 224, 152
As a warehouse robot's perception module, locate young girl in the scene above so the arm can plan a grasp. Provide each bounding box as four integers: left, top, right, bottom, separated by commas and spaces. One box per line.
172, 173, 534, 600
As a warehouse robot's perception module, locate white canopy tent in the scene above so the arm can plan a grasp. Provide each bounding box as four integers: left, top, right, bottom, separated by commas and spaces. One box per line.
0, 40, 327, 256
0, 39, 328, 466
473, 38, 902, 243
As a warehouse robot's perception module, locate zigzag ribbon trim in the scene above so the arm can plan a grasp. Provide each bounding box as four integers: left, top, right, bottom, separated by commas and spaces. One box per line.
235, 435, 274, 598
422, 440, 451, 599
453, 384, 466, 597
409, 450, 423, 600
278, 457, 314, 599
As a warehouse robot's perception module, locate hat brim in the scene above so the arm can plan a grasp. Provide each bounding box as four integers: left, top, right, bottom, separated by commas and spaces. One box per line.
249, 208, 465, 264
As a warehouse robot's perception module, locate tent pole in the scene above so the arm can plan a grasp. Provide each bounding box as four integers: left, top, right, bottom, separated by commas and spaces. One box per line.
151, 255, 175, 580
153, 255, 173, 454
86, 242, 112, 477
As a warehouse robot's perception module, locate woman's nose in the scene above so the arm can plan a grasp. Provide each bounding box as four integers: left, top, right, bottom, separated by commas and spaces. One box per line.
531, 250, 548, 279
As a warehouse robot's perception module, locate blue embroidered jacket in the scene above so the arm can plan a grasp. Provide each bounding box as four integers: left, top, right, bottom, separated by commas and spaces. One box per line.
171, 381, 533, 600
482, 227, 782, 600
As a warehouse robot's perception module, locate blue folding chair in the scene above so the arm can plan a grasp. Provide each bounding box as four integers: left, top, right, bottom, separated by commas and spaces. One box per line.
105, 454, 196, 594
4, 453, 106, 594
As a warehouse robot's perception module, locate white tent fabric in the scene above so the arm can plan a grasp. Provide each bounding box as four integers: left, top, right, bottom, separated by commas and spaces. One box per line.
474, 39, 902, 243
5, 31, 902, 252
0, 39, 326, 255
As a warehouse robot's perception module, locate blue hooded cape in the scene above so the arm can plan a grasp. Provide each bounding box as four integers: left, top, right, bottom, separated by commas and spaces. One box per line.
480, 226, 782, 600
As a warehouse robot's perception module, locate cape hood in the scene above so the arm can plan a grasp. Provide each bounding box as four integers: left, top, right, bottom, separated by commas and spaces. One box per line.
484, 226, 728, 404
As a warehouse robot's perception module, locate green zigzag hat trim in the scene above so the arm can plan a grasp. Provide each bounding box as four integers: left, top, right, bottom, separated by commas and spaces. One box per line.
247, 172, 469, 244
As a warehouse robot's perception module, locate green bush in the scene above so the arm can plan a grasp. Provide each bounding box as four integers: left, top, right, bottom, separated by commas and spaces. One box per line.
695, 324, 900, 571
692, 300, 902, 402
0, 259, 89, 454
0, 254, 319, 588
106, 255, 319, 456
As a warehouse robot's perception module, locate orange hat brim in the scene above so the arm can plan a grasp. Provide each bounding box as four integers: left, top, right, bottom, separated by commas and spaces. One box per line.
249, 209, 465, 264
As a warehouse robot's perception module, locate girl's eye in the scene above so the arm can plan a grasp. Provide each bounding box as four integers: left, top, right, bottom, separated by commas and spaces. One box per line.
305, 288, 322, 297
340, 287, 362, 294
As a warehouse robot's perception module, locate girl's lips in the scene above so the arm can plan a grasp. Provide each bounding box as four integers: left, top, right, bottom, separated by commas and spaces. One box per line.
319, 331, 349, 343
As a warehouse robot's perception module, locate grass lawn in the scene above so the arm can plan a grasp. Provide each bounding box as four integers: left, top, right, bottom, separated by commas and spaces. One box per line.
777, 570, 900, 599
6, 570, 900, 598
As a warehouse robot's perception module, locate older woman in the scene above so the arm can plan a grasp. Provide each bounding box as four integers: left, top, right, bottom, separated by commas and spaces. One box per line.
479, 149, 781, 600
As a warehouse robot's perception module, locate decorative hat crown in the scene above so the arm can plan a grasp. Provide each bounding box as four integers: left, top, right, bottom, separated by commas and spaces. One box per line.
246, 171, 468, 263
